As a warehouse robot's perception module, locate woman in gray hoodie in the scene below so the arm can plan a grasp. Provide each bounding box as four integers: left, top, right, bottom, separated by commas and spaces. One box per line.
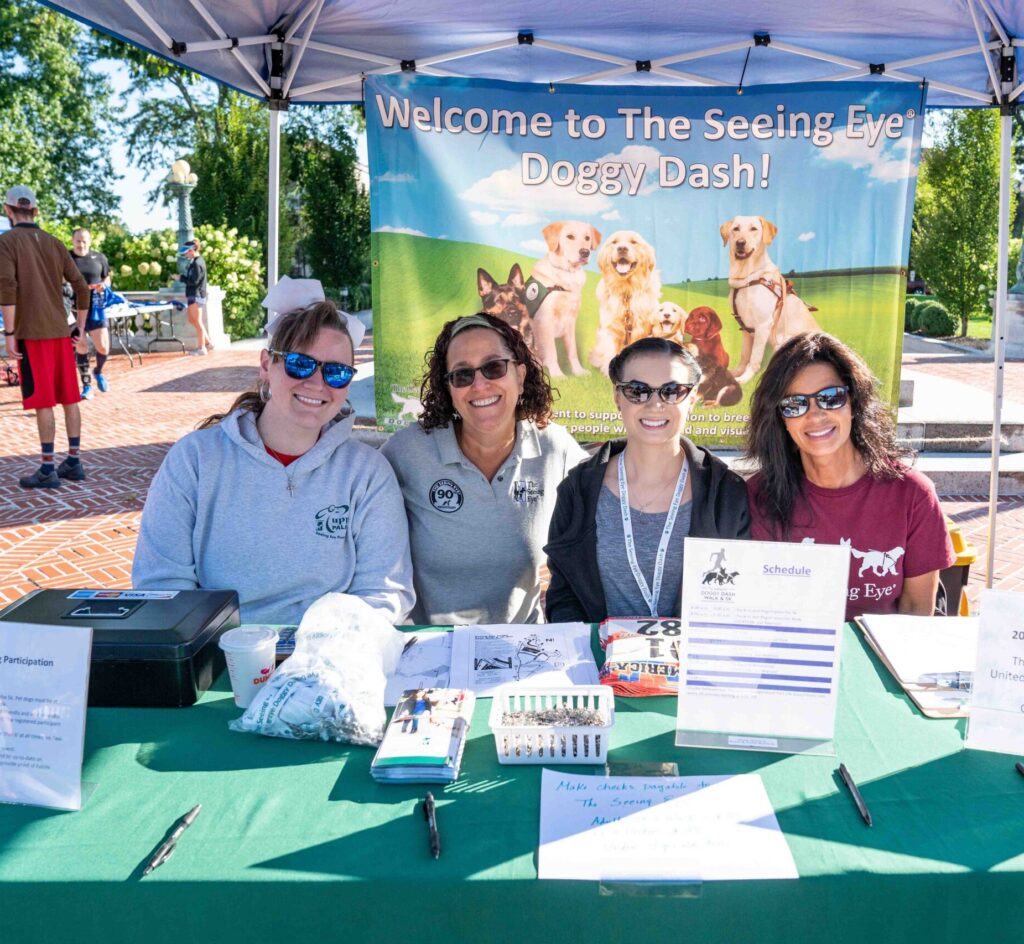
132, 300, 414, 625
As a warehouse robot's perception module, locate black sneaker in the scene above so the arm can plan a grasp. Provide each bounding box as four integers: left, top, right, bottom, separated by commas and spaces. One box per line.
57, 459, 86, 482
19, 469, 61, 489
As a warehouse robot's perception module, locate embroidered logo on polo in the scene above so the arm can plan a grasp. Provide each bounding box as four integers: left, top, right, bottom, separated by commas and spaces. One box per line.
314, 504, 350, 538
512, 479, 544, 505
429, 479, 464, 513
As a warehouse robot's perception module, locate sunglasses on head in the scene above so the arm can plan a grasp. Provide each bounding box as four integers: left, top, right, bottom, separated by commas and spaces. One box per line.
778, 385, 849, 418
615, 380, 695, 404
445, 358, 515, 388
269, 348, 356, 389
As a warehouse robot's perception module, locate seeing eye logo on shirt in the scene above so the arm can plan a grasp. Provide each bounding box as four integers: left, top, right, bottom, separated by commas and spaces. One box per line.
429, 479, 464, 513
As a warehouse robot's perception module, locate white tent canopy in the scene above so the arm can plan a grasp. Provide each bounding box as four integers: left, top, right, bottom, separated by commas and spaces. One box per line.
37, 1, 1024, 107
40, 0, 1024, 589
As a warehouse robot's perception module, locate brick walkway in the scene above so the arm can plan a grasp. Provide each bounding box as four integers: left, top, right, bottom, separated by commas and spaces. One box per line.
0, 340, 1020, 614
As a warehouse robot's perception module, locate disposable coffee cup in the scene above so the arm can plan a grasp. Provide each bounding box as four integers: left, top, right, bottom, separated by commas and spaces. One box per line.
219, 625, 279, 708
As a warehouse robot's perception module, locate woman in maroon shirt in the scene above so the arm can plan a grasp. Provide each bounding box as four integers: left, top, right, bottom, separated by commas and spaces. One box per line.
745, 332, 954, 620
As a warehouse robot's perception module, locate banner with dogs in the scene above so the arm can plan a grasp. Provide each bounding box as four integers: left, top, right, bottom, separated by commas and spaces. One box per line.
367, 75, 924, 445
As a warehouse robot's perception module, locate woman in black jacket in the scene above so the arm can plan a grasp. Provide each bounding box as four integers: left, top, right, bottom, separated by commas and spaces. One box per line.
544, 337, 749, 622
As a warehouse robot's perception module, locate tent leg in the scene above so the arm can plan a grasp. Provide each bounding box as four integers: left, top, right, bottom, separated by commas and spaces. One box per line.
986, 110, 1012, 589
268, 108, 282, 290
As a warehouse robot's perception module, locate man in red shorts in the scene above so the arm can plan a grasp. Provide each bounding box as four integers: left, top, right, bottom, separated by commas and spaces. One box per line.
0, 185, 90, 488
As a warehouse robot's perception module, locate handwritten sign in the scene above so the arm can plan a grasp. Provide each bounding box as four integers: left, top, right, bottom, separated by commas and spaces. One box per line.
0, 622, 92, 810
967, 589, 1024, 754
538, 770, 798, 882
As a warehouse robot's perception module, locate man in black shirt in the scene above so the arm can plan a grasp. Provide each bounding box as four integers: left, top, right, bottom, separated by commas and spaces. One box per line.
180, 239, 212, 355
69, 228, 111, 397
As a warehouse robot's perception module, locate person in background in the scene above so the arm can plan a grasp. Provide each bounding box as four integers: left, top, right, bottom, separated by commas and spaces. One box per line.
381, 312, 587, 625
745, 331, 954, 619
180, 239, 212, 355
545, 337, 749, 623
69, 227, 111, 398
133, 277, 414, 624
0, 185, 91, 488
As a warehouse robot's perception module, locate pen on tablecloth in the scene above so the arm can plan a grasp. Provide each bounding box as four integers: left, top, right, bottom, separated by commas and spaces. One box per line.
837, 764, 873, 827
423, 792, 441, 859
1015, 762, 1024, 779
143, 804, 202, 876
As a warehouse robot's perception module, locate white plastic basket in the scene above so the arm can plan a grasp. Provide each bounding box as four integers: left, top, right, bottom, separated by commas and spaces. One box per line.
488, 686, 615, 765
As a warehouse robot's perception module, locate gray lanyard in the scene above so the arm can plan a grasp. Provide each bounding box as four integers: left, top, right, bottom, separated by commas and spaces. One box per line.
617, 452, 688, 617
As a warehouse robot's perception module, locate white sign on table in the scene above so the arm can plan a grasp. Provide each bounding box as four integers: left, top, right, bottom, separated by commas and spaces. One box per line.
677, 538, 849, 755
0, 621, 92, 811
966, 589, 1024, 754
538, 769, 798, 882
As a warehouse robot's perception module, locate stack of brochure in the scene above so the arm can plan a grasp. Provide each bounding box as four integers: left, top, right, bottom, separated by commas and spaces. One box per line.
371, 688, 475, 784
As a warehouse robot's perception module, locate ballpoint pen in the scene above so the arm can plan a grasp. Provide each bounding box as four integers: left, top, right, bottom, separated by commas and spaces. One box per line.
837, 763, 873, 827
423, 792, 441, 859
143, 804, 202, 876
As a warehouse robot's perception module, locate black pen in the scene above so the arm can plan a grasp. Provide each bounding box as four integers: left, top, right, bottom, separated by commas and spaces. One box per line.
1015, 762, 1024, 779
143, 804, 202, 876
423, 792, 441, 859
837, 763, 872, 827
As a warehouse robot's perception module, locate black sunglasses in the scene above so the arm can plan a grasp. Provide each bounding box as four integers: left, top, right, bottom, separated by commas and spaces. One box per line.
269, 348, 356, 389
778, 385, 849, 418
615, 380, 695, 404
445, 358, 515, 388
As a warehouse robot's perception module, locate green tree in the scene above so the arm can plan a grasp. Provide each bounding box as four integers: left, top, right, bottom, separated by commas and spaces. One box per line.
0, 0, 119, 220
288, 109, 370, 308
911, 110, 1009, 335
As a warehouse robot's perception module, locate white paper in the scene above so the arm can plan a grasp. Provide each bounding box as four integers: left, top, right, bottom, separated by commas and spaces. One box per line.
859, 614, 979, 684
384, 631, 453, 706
538, 770, 798, 882
450, 623, 598, 697
0, 622, 92, 811
967, 590, 1024, 754
677, 538, 849, 752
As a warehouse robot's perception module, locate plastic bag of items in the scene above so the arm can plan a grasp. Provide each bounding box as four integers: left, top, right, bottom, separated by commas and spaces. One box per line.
229, 593, 405, 746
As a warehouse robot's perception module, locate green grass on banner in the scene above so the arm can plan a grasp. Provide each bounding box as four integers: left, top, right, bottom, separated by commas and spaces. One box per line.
372, 232, 904, 446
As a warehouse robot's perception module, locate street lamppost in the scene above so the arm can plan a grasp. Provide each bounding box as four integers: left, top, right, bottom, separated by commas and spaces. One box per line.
166, 159, 199, 282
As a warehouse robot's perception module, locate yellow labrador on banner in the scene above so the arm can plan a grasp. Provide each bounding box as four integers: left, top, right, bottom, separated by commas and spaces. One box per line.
529, 220, 601, 377
721, 215, 821, 384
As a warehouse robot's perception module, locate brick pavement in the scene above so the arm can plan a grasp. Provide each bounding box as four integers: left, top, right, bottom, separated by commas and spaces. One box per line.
0, 340, 1020, 614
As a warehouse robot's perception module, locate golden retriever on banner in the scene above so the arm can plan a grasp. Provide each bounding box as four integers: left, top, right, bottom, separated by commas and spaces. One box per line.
589, 230, 661, 374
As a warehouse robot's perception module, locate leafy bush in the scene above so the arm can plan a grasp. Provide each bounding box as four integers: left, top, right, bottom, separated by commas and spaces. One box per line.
101, 225, 265, 339
917, 300, 958, 337
904, 295, 930, 333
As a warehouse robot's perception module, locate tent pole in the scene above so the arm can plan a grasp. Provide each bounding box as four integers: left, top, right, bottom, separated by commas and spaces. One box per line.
986, 109, 1011, 588
268, 108, 282, 291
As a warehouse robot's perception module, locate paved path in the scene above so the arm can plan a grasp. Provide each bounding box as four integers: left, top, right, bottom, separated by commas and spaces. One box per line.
0, 336, 1021, 613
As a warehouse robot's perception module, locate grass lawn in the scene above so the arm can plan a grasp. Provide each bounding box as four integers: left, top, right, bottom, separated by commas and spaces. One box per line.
373, 232, 907, 445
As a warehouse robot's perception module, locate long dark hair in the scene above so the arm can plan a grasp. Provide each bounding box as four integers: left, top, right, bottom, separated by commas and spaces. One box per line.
745, 331, 910, 538
418, 312, 554, 430
197, 302, 353, 429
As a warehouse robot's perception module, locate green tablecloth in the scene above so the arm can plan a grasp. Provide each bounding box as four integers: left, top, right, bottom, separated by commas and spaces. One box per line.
1, 624, 1021, 944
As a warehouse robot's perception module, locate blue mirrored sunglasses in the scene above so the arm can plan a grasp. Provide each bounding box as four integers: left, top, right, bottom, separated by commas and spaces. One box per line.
269, 348, 356, 389
778, 385, 849, 418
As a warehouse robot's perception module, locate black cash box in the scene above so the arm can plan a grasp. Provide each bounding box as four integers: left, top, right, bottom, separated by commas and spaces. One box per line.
0, 588, 240, 707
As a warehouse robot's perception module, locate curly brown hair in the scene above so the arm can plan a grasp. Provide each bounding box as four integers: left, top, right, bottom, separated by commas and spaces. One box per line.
744, 331, 910, 539
197, 301, 353, 429
418, 313, 554, 430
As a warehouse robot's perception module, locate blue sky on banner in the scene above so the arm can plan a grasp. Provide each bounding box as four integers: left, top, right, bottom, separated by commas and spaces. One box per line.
367, 76, 924, 283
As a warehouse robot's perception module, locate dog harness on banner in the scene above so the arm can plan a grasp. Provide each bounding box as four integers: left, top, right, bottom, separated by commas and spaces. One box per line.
522, 277, 565, 318
617, 453, 689, 617
730, 274, 785, 334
